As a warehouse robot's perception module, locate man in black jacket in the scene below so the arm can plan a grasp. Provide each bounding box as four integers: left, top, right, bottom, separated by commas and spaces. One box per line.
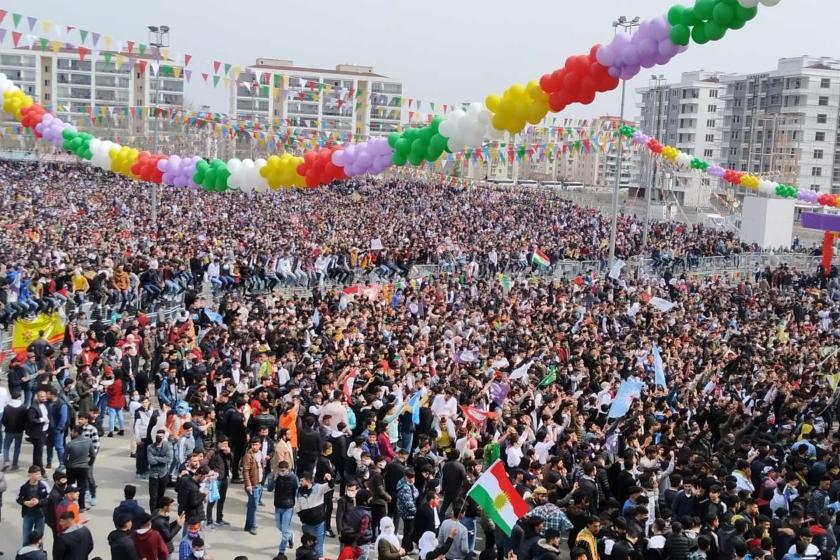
54, 510, 94, 560
206, 436, 232, 526
413, 490, 440, 544
25, 389, 50, 469
176, 465, 208, 522
108, 513, 140, 560
384, 448, 409, 525
222, 398, 247, 482
17, 465, 50, 546
440, 449, 466, 517
2, 389, 27, 470
297, 416, 322, 475
151, 496, 185, 555
274, 460, 299, 555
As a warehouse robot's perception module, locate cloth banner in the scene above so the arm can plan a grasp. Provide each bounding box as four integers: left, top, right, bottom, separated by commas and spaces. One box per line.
12, 312, 65, 351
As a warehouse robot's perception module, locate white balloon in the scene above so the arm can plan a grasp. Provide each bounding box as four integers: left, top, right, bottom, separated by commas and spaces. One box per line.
487, 127, 505, 140
760, 0, 781, 5
737, 0, 760, 6
676, 153, 692, 168
467, 102, 484, 117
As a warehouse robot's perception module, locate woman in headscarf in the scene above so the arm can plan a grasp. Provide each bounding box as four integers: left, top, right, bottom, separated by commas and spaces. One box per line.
376, 517, 405, 560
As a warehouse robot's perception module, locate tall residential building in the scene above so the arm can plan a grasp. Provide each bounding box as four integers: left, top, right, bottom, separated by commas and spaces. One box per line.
636, 71, 730, 208
231, 59, 403, 139
0, 46, 184, 150
719, 56, 840, 194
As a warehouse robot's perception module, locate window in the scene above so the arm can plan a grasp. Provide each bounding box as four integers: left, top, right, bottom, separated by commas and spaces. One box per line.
819, 96, 829, 106
705, 134, 715, 142
707, 105, 717, 112
709, 90, 718, 98
816, 132, 826, 141
814, 149, 824, 159
44, 79, 50, 86
812, 167, 823, 177
706, 119, 716, 127
821, 78, 831, 88
704, 149, 714, 157
818, 114, 828, 124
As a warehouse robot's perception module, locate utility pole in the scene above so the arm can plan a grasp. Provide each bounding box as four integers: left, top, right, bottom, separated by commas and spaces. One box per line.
147, 25, 170, 232
643, 74, 666, 248
607, 15, 640, 269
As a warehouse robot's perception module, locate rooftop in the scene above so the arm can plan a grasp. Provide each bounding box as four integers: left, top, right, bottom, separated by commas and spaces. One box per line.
253, 58, 389, 79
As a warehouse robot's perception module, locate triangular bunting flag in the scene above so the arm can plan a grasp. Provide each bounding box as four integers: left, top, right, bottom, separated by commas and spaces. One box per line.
27, 16, 37, 31
184, 54, 191, 67
103, 51, 112, 65
41, 20, 51, 34
12, 13, 21, 29
38, 37, 48, 51
212, 75, 220, 87
92, 31, 100, 46
202, 72, 209, 83
79, 29, 88, 44
115, 54, 125, 69
0, 29, 6, 44
213, 60, 221, 74
0, 10, 7, 26
138, 43, 147, 56
185, 69, 192, 82
172, 66, 181, 79
77, 46, 89, 61
223, 63, 231, 76
126, 40, 134, 54
137, 60, 147, 74
50, 40, 61, 53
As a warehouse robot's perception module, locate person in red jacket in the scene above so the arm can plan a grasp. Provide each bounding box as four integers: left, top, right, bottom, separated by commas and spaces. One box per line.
103, 367, 126, 437
131, 512, 169, 560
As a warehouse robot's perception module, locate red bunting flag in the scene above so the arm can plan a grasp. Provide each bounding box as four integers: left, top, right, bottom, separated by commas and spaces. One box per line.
201, 72, 209, 83
77, 46, 89, 61
184, 54, 191, 67
126, 40, 134, 54
212, 60, 221, 74
0, 10, 7, 25
460, 405, 498, 425
11, 31, 20, 47
137, 60, 147, 74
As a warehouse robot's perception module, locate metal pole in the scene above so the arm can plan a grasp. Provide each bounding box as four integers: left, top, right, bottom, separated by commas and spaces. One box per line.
608, 78, 627, 268
151, 42, 159, 231
643, 77, 665, 248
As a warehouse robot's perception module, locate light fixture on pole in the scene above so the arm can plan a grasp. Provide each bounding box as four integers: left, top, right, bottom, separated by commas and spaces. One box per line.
643, 74, 666, 248
607, 15, 640, 269
147, 24, 170, 232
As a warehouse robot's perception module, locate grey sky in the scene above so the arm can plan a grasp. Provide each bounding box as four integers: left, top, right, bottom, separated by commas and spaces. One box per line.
10, 0, 836, 125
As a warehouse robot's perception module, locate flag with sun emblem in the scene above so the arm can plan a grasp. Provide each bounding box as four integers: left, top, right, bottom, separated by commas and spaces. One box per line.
466, 459, 529, 535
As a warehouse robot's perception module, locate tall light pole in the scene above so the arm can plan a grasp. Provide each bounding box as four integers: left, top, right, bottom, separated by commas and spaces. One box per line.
607, 16, 640, 269
642, 74, 666, 248
147, 25, 169, 232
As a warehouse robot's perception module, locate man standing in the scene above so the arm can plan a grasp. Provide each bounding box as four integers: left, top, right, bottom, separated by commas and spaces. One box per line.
206, 436, 232, 527
294, 471, 333, 559
147, 428, 173, 511
16, 466, 49, 546
150, 496, 184, 556
25, 389, 50, 469
176, 466, 208, 524
436, 498, 470, 560
384, 447, 409, 526
47, 387, 71, 471
77, 412, 100, 507
108, 514, 141, 559
3, 389, 26, 470
133, 396, 153, 479
242, 437, 264, 535
54, 510, 94, 560
396, 468, 420, 553
440, 449, 466, 518
63, 426, 94, 511
273, 460, 298, 555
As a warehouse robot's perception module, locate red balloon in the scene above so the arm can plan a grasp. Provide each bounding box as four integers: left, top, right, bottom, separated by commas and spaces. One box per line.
589, 44, 601, 62
550, 69, 565, 91
548, 92, 566, 113
303, 151, 317, 165
305, 170, 319, 187
539, 74, 555, 94
579, 89, 596, 105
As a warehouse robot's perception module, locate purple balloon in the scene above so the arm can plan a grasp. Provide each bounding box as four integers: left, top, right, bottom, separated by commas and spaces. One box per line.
621, 45, 640, 67
620, 65, 640, 81
708, 165, 725, 178
596, 45, 615, 67
658, 39, 679, 58
608, 66, 621, 78
650, 16, 670, 40
637, 38, 658, 59
332, 149, 345, 166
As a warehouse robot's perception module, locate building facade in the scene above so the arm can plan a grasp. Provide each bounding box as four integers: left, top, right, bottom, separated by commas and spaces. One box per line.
556, 117, 641, 188
636, 71, 730, 208
0, 46, 184, 150
232, 59, 403, 139
719, 56, 840, 194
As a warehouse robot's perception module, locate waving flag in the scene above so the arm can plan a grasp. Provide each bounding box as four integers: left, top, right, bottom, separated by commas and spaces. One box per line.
343, 369, 357, 399
531, 248, 551, 267
467, 460, 529, 536
460, 405, 498, 425
652, 344, 667, 388
407, 389, 425, 424
608, 378, 645, 419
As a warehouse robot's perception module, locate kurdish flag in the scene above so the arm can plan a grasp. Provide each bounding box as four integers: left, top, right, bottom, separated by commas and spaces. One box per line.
531, 248, 551, 267
467, 459, 529, 536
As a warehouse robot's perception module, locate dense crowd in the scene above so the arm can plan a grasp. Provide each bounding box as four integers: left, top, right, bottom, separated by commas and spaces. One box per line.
0, 160, 838, 560
0, 160, 768, 327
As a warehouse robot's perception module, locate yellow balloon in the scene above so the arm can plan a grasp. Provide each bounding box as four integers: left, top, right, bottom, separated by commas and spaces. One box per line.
526, 80, 543, 99
3, 90, 33, 120
508, 84, 527, 100
485, 94, 501, 113
507, 117, 526, 134
491, 113, 509, 133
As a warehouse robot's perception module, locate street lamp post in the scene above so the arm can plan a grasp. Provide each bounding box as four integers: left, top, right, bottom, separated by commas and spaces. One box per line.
147, 25, 170, 232
607, 16, 640, 269
642, 74, 666, 248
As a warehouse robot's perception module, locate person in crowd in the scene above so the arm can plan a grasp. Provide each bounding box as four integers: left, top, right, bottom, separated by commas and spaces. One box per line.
151, 496, 185, 556
3, 389, 27, 471
54, 509, 94, 560
205, 435, 232, 527
112, 484, 146, 529
274, 460, 298, 555
131, 511, 169, 560
63, 425, 94, 511
16, 465, 49, 546
242, 436, 264, 535
294, 471, 333, 558
147, 428, 173, 511
15, 530, 47, 560
108, 513, 140, 560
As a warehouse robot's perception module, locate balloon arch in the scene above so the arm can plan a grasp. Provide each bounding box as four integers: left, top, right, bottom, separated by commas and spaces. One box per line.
6, 0, 818, 204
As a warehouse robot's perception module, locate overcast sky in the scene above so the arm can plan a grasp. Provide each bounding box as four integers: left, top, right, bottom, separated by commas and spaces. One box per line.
9, 0, 836, 122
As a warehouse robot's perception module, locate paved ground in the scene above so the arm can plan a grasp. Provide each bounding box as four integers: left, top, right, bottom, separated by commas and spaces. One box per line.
0, 431, 344, 559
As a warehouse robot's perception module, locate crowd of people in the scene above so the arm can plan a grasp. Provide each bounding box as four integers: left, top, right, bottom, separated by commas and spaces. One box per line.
0, 160, 769, 327
0, 160, 837, 560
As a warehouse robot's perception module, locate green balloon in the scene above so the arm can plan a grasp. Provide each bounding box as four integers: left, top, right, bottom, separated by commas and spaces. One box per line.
680, 7, 698, 26
734, 4, 757, 21
61, 128, 77, 141
392, 152, 407, 166
395, 137, 412, 156
430, 116, 443, 134
417, 127, 434, 142
728, 16, 746, 29
667, 5, 686, 25
712, 3, 734, 25
404, 128, 419, 141
387, 132, 400, 149
691, 22, 709, 44
670, 24, 691, 45
694, 0, 716, 21
430, 134, 448, 153
410, 138, 426, 157
407, 152, 423, 166
426, 144, 443, 162
705, 20, 726, 40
